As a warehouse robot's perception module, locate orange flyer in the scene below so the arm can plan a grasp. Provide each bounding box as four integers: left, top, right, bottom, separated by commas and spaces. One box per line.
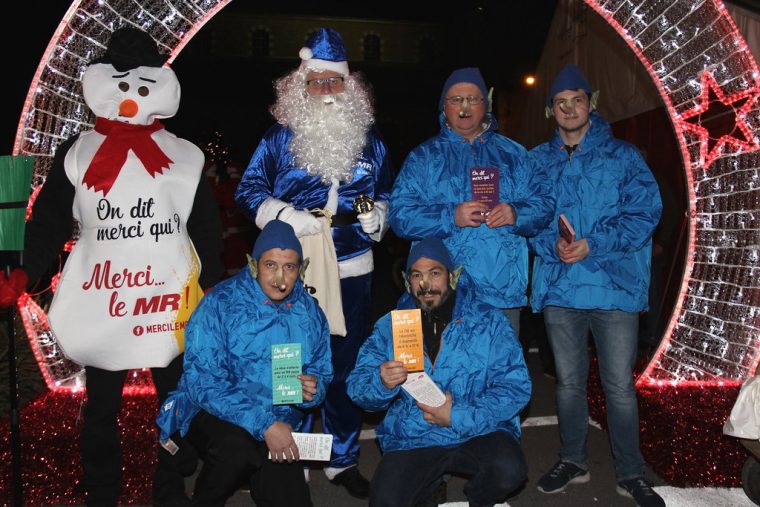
391, 309, 424, 372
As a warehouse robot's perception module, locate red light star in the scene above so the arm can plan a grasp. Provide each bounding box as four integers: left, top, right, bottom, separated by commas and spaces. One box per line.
678, 70, 759, 168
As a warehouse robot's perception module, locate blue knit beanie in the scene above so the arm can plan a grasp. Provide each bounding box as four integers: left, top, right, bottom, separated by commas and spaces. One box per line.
439, 67, 489, 111
406, 238, 454, 273
547, 64, 593, 107
252, 220, 302, 261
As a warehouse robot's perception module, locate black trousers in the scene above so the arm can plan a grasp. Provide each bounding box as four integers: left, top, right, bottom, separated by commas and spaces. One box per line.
184, 410, 312, 507
80, 354, 185, 506
369, 431, 527, 507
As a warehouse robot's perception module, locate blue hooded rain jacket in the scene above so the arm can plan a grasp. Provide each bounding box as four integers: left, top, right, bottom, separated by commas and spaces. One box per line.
157, 268, 333, 441
389, 114, 554, 309
529, 112, 662, 312
347, 288, 531, 452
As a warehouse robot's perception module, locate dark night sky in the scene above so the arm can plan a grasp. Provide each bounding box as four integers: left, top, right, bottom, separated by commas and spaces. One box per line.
2, 1, 557, 156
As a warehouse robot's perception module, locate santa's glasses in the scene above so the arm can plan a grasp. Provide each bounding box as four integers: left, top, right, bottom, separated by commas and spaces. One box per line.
306, 76, 345, 90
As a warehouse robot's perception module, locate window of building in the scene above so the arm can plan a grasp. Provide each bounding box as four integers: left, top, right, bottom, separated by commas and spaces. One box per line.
418, 37, 436, 64
251, 28, 270, 57
363, 33, 381, 62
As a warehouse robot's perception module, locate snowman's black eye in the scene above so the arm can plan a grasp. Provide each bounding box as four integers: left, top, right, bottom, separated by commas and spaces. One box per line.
138, 86, 149, 97
118, 82, 129, 92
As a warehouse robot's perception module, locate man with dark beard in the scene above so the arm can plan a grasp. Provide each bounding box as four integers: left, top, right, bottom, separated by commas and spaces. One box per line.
347, 238, 531, 507
235, 27, 394, 498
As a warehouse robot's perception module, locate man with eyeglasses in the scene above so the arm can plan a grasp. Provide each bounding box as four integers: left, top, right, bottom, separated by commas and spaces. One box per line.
235, 27, 393, 499
389, 67, 554, 337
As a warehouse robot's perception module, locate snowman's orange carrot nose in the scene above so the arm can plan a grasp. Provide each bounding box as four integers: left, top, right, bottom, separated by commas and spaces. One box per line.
119, 99, 138, 118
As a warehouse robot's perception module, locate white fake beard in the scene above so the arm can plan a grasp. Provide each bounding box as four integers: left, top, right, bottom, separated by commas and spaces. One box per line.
271, 71, 374, 183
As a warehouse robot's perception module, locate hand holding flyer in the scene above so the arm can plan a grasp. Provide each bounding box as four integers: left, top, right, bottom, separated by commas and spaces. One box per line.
271, 343, 303, 405
268, 432, 333, 461
558, 214, 575, 243
402, 371, 446, 407
470, 167, 500, 213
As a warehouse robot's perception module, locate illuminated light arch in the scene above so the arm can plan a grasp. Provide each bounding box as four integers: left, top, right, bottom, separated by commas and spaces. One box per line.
6, 0, 760, 497
582, 0, 760, 387
14, 0, 760, 391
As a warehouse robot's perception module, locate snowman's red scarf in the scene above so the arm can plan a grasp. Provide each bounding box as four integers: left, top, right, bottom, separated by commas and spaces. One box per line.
83, 117, 173, 196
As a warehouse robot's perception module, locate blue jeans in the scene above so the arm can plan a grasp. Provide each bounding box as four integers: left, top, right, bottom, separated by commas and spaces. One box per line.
501, 307, 521, 337
543, 306, 644, 480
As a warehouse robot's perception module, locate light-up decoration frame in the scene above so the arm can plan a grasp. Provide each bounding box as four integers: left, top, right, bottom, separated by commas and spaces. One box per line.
584, 0, 760, 387
10, 0, 760, 391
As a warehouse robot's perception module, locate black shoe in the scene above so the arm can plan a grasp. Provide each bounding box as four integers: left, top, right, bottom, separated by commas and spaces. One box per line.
330, 466, 370, 499
616, 477, 665, 507
536, 461, 590, 494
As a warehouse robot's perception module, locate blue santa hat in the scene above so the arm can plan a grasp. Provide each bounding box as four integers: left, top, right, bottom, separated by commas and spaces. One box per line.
252, 220, 303, 262
547, 64, 593, 107
406, 238, 455, 273
299, 28, 349, 76
439, 67, 489, 111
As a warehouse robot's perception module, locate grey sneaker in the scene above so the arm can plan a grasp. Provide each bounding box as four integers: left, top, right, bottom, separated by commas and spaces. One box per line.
536, 461, 590, 493
616, 477, 665, 507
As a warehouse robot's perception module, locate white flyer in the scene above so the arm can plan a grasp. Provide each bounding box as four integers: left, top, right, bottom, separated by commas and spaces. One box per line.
269, 432, 333, 461
402, 371, 446, 407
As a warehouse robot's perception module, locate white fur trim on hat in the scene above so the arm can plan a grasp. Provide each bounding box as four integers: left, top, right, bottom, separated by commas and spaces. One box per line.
299, 46, 349, 76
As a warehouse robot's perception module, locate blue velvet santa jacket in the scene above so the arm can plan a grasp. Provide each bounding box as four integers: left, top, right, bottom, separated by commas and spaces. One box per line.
388, 113, 554, 309
156, 269, 333, 441
347, 288, 531, 452
234, 124, 394, 261
528, 112, 662, 312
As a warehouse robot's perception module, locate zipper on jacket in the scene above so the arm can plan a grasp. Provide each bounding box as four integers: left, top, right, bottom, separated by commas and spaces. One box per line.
427, 318, 461, 373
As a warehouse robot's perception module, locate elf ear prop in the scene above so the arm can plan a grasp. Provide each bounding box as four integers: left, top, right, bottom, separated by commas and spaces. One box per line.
402, 270, 411, 294
590, 90, 600, 111
246, 254, 257, 279
300, 257, 310, 282
449, 266, 463, 290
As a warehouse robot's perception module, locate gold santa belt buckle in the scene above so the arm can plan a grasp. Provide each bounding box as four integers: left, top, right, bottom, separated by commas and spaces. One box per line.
310, 210, 359, 227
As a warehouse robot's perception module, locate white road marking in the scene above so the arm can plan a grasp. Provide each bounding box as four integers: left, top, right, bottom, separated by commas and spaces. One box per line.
438, 487, 753, 506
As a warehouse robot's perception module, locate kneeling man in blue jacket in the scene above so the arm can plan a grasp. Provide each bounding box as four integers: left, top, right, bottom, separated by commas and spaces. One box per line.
348, 238, 531, 507
157, 220, 333, 507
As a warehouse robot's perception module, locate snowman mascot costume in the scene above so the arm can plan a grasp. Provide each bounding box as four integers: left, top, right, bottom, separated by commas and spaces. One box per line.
6, 28, 223, 506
